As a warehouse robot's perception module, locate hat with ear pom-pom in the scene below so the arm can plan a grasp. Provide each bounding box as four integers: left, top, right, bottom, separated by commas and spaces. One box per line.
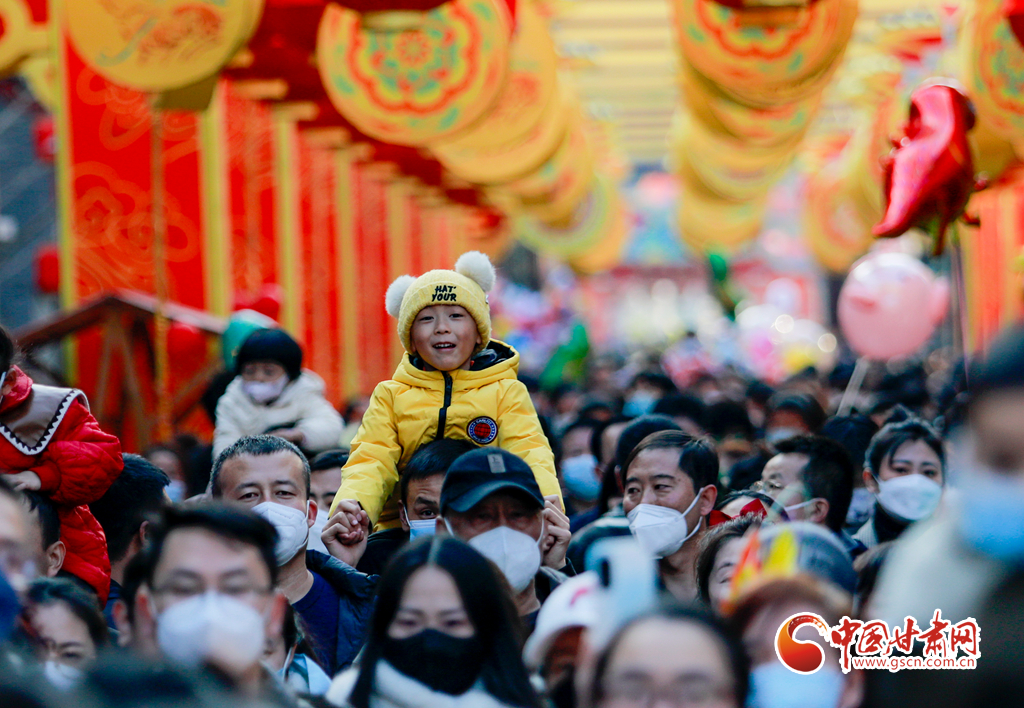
385, 251, 497, 355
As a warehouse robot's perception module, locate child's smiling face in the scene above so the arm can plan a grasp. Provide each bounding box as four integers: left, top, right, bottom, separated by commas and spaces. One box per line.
410, 305, 482, 372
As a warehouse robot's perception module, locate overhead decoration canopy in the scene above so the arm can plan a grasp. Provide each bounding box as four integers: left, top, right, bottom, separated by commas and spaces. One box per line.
548, 0, 677, 167
14, 0, 1024, 425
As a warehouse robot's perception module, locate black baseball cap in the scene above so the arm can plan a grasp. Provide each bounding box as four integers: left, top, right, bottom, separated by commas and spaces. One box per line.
440, 448, 544, 515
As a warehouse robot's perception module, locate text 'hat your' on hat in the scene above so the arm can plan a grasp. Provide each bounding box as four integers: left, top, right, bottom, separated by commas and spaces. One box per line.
440, 448, 544, 515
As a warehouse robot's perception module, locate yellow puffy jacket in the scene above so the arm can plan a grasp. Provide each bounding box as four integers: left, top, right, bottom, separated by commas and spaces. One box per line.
332, 341, 560, 528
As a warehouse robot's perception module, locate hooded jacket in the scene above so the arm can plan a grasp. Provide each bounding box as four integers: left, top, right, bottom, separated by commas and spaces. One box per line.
213, 370, 344, 457
334, 341, 560, 528
0, 368, 122, 601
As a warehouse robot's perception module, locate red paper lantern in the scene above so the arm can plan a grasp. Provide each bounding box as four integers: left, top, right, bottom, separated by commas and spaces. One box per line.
167, 322, 208, 364
233, 290, 253, 313
252, 284, 284, 321
233, 284, 283, 321
35, 244, 60, 294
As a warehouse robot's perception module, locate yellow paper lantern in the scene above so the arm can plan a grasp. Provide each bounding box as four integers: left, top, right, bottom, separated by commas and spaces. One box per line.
670, 109, 802, 201
678, 177, 767, 253
318, 0, 512, 146
19, 53, 55, 111
961, 0, 1024, 161
803, 160, 874, 272
679, 60, 821, 147
567, 195, 630, 274
515, 173, 621, 258
67, 0, 262, 91
505, 112, 594, 205
429, 0, 557, 153
433, 87, 570, 184
671, 0, 857, 108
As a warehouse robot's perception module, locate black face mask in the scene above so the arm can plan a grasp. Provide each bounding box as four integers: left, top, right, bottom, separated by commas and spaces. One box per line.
381, 629, 485, 695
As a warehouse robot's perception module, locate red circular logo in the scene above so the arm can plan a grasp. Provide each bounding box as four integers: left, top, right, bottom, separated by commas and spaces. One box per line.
776, 612, 831, 674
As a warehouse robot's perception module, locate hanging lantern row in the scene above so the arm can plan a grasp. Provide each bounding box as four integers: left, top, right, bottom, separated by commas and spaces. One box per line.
667, 0, 857, 254
42, 0, 628, 269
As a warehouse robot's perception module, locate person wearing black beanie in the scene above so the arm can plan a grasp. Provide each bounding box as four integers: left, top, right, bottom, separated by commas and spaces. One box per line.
235, 329, 304, 381
214, 329, 343, 457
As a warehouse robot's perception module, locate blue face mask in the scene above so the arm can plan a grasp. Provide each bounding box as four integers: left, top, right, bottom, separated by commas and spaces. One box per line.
562, 454, 601, 502
407, 518, 437, 540
623, 392, 658, 417
748, 663, 844, 708
958, 467, 1024, 562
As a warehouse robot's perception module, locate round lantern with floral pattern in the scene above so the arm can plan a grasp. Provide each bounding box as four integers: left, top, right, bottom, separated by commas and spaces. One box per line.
317, 0, 512, 146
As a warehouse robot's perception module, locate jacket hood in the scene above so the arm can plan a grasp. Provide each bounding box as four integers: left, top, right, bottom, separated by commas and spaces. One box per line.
392, 340, 520, 391
0, 367, 33, 414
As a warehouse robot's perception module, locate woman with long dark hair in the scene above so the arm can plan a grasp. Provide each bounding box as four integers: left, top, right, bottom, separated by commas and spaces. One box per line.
854, 408, 945, 548
325, 535, 540, 708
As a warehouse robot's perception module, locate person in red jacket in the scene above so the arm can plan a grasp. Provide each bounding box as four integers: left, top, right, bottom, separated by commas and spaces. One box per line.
0, 325, 122, 603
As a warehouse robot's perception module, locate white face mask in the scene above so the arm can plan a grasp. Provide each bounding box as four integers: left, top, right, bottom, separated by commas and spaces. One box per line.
627, 491, 705, 559
156, 591, 267, 674
307, 507, 330, 555
875, 474, 943, 522
43, 660, 83, 691
243, 376, 289, 404
457, 523, 542, 592
252, 501, 311, 565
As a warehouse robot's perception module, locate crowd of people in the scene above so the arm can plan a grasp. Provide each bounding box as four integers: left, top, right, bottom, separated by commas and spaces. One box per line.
0, 251, 1020, 708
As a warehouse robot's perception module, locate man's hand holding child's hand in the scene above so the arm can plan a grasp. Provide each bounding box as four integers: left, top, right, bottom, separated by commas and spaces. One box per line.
322, 499, 370, 567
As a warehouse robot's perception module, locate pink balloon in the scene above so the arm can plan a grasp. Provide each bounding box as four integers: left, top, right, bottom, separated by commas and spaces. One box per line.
837, 253, 949, 360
